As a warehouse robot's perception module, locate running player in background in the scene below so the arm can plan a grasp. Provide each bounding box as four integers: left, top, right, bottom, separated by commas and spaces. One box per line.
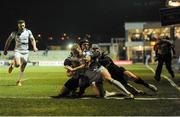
3, 20, 38, 86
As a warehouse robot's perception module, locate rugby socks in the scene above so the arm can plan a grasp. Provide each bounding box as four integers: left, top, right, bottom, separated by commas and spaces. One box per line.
110, 79, 132, 95
125, 83, 141, 95
135, 78, 158, 92
134, 78, 149, 88
17, 71, 24, 82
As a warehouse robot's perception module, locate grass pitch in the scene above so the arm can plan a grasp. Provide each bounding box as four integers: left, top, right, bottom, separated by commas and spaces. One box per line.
0, 64, 180, 116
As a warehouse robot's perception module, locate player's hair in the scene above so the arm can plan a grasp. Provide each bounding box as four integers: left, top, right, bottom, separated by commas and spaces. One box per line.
17, 19, 25, 24
71, 43, 80, 51
79, 38, 92, 48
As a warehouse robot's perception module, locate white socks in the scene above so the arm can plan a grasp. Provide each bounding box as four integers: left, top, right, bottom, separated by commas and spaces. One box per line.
17, 71, 24, 82
110, 79, 131, 95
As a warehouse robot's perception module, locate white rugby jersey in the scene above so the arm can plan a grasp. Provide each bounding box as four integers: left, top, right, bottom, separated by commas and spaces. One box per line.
7, 28, 34, 53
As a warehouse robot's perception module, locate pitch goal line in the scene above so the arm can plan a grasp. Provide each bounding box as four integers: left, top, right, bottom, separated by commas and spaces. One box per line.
0, 96, 179, 100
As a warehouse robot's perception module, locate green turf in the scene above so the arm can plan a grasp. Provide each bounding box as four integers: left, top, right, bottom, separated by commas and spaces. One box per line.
0, 64, 180, 116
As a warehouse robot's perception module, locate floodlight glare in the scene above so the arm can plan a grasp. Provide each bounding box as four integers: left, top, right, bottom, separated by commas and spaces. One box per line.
166, 0, 180, 7
68, 43, 73, 49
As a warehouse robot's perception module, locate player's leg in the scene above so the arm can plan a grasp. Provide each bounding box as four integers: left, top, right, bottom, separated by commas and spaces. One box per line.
59, 86, 71, 96
90, 81, 105, 98
96, 83, 105, 97
52, 77, 79, 98
100, 67, 134, 98
154, 58, 164, 81
52, 86, 71, 98
8, 52, 21, 73
124, 83, 145, 95
78, 76, 90, 97
165, 56, 175, 78
91, 82, 101, 97
63, 77, 79, 97
16, 53, 28, 86
124, 71, 157, 92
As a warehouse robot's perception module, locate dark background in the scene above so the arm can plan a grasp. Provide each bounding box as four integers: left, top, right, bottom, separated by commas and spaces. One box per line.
0, 0, 165, 50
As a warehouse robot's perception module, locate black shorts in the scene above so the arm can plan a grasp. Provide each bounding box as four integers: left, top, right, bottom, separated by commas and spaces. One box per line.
107, 64, 127, 84
64, 77, 79, 90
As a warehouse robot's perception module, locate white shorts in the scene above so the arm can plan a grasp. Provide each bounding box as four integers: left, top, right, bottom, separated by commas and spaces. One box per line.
14, 52, 29, 62
96, 66, 105, 72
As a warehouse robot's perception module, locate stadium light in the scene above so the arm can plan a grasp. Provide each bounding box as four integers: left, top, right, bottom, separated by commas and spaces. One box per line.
61, 37, 65, 40
77, 37, 81, 40
68, 43, 73, 49
166, 0, 180, 7
48, 37, 53, 40
37, 34, 41, 38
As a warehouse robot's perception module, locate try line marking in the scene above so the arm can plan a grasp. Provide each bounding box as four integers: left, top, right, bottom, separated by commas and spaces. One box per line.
0, 96, 179, 100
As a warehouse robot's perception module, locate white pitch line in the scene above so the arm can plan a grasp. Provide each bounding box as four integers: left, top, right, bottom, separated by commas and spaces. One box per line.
0, 96, 51, 99
162, 75, 180, 91
0, 96, 179, 100
145, 64, 180, 92
105, 97, 180, 100
146, 64, 155, 74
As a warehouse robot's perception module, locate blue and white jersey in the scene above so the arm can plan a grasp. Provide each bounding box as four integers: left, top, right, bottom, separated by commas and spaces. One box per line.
7, 28, 34, 53
83, 50, 92, 57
